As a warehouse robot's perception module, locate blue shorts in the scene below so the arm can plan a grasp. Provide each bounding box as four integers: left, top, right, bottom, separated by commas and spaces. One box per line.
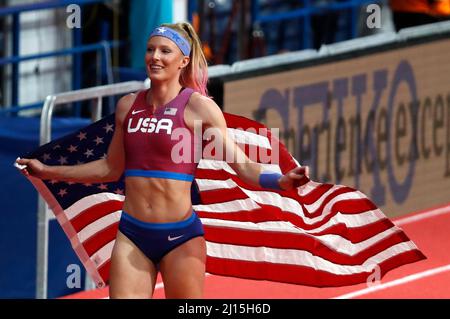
118, 210, 205, 265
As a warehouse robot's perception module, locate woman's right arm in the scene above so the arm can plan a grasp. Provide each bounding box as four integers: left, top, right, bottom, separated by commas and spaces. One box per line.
16, 94, 135, 183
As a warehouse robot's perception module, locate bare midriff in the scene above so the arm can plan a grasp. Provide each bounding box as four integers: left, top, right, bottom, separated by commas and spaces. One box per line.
122, 177, 194, 223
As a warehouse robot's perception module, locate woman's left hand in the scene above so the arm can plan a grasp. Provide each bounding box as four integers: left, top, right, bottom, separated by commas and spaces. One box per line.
278, 166, 310, 190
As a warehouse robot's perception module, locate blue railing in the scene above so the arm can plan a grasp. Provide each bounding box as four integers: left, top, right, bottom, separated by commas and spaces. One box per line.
0, 41, 121, 116
0, 0, 119, 115
189, 0, 386, 62
252, 0, 386, 51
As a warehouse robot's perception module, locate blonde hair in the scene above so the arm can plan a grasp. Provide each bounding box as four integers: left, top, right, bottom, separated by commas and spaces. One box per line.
161, 22, 209, 97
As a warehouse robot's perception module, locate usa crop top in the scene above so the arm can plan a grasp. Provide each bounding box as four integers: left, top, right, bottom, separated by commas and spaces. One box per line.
123, 87, 201, 181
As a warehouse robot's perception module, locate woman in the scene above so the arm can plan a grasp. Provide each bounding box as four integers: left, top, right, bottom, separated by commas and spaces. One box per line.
16, 22, 309, 299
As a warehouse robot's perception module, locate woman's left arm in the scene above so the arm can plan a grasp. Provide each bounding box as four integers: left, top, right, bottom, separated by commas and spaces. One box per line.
186, 94, 309, 191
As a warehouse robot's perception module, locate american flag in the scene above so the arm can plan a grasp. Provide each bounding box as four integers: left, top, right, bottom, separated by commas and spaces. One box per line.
19, 112, 425, 288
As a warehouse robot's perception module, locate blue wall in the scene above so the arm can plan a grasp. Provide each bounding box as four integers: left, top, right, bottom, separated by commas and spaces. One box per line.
0, 116, 90, 298
129, 0, 173, 68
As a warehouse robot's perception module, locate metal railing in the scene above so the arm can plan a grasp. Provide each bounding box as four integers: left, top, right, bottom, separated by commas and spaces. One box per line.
188, 0, 386, 62
37, 80, 148, 299
0, 0, 118, 112
251, 0, 386, 50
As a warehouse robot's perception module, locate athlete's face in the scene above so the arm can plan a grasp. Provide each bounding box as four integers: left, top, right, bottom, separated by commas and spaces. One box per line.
145, 36, 189, 82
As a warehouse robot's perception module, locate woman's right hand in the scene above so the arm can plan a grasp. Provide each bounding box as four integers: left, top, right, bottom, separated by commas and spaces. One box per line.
15, 158, 48, 179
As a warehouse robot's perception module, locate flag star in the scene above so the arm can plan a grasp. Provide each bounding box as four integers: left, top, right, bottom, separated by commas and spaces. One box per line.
53, 144, 61, 150
49, 179, 59, 185
77, 132, 87, 141
84, 149, 94, 158
114, 188, 124, 195
67, 181, 76, 185
157, 27, 166, 33
101, 153, 107, 159
57, 189, 67, 197
103, 123, 114, 133
93, 136, 104, 145
83, 183, 92, 187
41, 153, 51, 162
97, 183, 108, 190
172, 33, 181, 41
58, 156, 68, 165
67, 145, 78, 153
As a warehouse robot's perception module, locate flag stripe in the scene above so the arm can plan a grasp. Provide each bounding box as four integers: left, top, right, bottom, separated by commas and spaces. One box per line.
205, 249, 425, 287
76, 210, 121, 243
197, 159, 282, 175
198, 206, 388, 232
227, 127, 272, 149
195, 177, 359, 217
203, 225, 410, 264
66, 193, 125, 220
201, 214, 394, 242
198, 177, 374, 219
83, 222, 119, 256
205, 241, 418, 275
71, 201, 123, 232
195, 195, 379, 228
